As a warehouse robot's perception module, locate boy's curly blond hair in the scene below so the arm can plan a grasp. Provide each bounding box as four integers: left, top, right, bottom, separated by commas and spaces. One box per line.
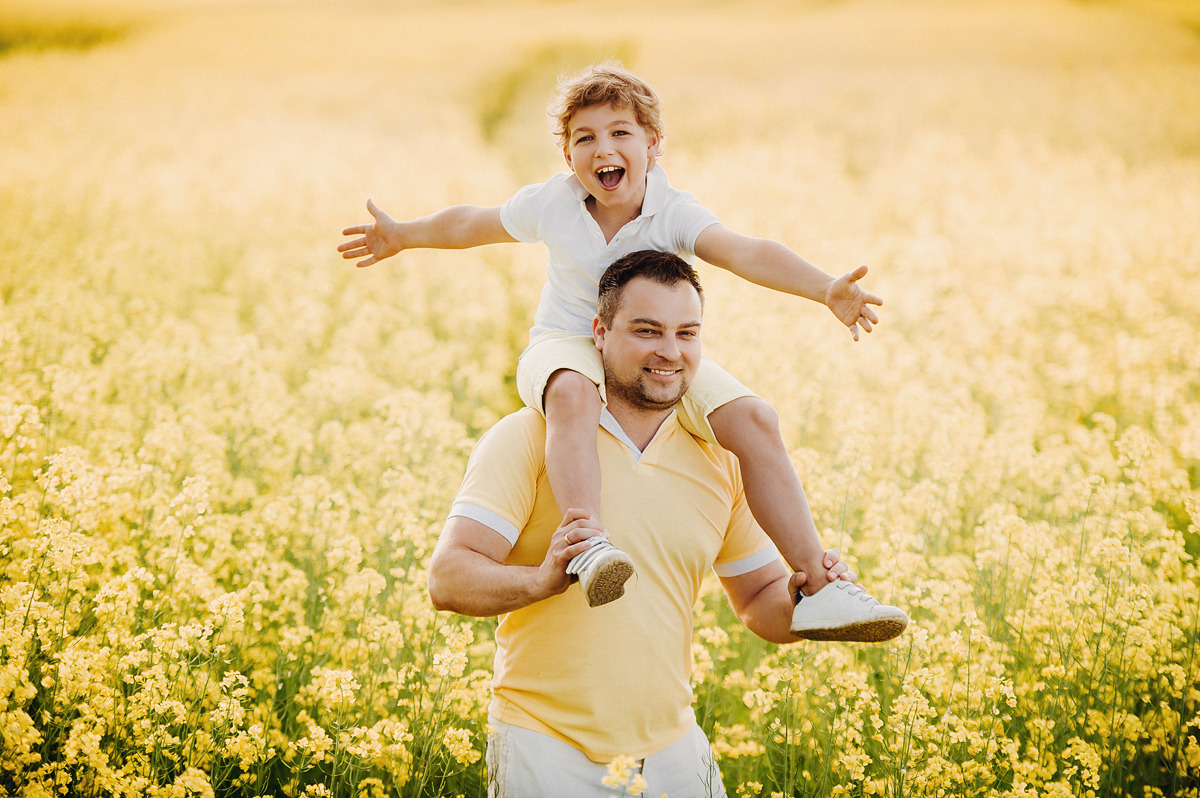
548, 61, 664, 149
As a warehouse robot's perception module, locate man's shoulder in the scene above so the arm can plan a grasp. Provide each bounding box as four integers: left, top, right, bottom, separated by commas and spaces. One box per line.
481, 407, 546, 439
472, 408, 547, 461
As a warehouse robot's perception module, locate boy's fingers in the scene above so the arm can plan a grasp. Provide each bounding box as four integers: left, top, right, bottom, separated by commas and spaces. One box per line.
560, 508, 592, 525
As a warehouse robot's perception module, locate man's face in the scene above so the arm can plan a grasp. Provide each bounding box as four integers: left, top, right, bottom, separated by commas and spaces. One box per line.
593, 276, 702, 412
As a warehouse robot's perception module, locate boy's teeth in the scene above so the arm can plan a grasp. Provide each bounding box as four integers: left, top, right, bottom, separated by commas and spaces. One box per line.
597, 166, 624, 188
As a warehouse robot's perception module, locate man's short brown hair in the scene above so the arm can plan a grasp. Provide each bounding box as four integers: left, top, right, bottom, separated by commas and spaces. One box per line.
597, 250, 703, 327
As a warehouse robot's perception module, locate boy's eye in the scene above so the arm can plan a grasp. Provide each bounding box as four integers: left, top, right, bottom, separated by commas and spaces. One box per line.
575, 134, 593, 144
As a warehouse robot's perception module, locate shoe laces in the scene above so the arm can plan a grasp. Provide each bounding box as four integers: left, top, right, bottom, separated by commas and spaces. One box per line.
837, 581, 878, 604
566, 539, 613, 575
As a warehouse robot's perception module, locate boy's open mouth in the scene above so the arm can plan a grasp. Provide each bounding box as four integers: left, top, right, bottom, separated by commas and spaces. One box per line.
597, 166, 625, 190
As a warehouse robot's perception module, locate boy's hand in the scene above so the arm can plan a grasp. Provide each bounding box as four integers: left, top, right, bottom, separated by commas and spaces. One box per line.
826, 265, 882, 341
339, 199, 402, 268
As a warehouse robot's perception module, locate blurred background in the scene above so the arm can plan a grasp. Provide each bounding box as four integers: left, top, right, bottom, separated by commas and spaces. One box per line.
1, 0, 1198, 795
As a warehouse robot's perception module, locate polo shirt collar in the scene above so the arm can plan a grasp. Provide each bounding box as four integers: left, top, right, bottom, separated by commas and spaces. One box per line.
600, 407, 676, 462
564, 164, 670, 219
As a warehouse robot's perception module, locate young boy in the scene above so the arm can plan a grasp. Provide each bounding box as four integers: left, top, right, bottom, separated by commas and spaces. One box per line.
340, 62, 907, 642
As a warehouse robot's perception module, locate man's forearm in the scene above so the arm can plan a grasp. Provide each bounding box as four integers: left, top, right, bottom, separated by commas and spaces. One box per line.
428, 545, 556, 617
737, 574, 801, 645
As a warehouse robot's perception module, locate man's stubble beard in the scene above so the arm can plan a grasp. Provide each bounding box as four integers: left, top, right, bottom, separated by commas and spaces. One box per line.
602, 360, 689, 413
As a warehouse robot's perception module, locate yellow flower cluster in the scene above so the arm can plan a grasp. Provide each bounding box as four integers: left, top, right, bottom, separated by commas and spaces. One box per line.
3, 0, 1200, 796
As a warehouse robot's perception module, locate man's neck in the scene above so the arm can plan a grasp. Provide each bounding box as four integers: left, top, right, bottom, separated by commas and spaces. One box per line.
604, 402, 674, 452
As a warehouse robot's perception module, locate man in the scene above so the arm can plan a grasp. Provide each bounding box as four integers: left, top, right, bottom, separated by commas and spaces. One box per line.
428, 250, 886, 797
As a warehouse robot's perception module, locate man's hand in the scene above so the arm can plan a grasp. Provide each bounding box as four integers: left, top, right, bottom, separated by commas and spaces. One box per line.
536, 508, 609, 597
825, 265, 882, 341
339, 199, 403, 268
788, 548, 856, 604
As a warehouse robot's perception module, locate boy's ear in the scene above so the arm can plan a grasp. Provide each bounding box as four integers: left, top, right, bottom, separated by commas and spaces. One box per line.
648, 131, 664, 162
563, 146, 573, 169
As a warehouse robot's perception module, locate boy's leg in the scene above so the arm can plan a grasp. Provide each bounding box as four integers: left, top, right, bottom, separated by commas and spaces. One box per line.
543, 368, 635, 607
707, 397, 829, 594
706, 394, 907, 643
544, 369, 604, 523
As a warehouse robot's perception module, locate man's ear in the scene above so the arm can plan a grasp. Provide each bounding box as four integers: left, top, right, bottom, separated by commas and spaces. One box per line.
592, 315, 607, 350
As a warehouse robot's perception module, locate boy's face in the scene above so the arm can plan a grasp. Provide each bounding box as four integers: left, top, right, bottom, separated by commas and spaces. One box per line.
563, 103, 662, 215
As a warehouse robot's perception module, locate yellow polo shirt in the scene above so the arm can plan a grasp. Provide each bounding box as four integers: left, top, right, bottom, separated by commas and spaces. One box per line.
449, 408, 778, 763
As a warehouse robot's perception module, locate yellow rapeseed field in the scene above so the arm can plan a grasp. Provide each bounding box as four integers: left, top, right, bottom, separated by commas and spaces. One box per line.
1, 0, 1198, 795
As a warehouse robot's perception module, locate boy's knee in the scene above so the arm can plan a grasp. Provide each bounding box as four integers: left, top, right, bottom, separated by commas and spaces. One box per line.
735, 396, 780, 438
544, 369, 601, 414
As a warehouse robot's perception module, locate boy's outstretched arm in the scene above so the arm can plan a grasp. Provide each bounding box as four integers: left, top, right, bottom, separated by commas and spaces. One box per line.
694, 224, 882, 340
339, 200, 516, 268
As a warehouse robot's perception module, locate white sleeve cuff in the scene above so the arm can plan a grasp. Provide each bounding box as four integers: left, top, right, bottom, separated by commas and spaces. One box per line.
713, 546, 781, 578
449, 502, 521, 546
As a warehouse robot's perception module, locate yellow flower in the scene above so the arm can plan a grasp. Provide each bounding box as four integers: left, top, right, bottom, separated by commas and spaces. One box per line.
442, 727, 480, 766
602, 754, 638, 789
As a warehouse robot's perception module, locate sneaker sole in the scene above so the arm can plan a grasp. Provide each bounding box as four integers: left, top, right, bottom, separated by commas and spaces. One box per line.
585, 559, 635, 607
791, 617, 908, 643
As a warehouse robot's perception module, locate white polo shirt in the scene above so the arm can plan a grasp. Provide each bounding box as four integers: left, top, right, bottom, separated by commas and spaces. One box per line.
500, 165, 721, 339
448, 408, 778, 763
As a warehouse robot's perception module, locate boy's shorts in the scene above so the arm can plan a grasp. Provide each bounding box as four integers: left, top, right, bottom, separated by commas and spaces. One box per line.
516, 331, 756, 444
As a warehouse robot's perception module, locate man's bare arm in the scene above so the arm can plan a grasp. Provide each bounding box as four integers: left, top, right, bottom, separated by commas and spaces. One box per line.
720, 549, 855, 644
428, 509, 606, 617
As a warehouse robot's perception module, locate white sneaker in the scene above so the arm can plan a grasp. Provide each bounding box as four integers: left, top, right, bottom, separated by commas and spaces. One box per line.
565, 540, 634, 607
790, 581, 908, 642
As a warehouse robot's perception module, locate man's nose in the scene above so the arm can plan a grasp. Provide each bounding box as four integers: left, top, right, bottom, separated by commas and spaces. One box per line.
657, 336, 681, 359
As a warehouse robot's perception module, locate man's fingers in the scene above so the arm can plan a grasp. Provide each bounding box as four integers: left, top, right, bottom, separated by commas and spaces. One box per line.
790, 571, 808, 593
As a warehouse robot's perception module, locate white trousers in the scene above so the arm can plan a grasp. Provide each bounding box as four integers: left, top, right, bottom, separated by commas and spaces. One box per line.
486, 718, 728, 798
